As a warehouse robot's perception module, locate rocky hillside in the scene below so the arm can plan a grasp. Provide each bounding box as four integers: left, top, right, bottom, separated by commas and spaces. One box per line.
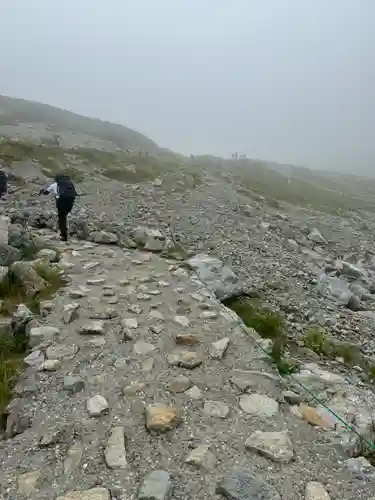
0, 221, 375, 500
1, 96, 375, 498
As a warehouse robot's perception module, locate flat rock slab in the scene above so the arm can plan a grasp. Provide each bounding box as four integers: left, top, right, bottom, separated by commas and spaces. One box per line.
245, 430, 294, 463
305, 482, 331, 500
56, 487, 111, 500
105, 426, 128, 469
79, 321, 105, 335
216, 467, 281, 500
137, 470, 172, 500
239, 393, 279, 417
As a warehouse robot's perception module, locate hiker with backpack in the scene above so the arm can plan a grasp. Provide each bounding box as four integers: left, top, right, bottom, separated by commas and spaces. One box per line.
39, 173, 77, 241
0, 171, 8, 199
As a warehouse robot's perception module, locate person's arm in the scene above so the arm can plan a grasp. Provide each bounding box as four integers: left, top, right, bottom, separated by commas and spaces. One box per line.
39, 182, 58, 195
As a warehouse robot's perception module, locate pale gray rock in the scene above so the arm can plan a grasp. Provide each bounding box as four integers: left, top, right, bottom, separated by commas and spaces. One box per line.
137, 470, 172, 500
245, 430, 294, 463
29, 325, 60, 348
104, 426, 128, 469
87, 395, 109, 417
239, 394, 279, 417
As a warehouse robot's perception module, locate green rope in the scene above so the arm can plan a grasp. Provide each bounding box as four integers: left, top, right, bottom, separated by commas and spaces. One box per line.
196, 220, 375, 451
226, 310, 375, 452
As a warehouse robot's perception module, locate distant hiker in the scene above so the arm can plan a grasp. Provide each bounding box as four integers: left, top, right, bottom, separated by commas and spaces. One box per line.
39, 173, 77, 241
0, 171, 8, 199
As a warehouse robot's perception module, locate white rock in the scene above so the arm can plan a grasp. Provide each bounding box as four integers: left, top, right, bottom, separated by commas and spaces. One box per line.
245, 431, 294, 463
239, 393, 279, 417
121, 318, 139, 329
29, 326, 60, 348
86, 395, 109, 417
305, 482, 331, 500
174, 315, 190, 327
210, 337, 230, 359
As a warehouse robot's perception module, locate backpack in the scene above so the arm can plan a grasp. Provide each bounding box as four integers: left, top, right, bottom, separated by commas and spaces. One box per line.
55, 174, 77, 198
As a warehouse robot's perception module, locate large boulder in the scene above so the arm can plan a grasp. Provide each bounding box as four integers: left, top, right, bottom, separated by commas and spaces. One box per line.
316, 273, 352, 306
131, 226, 166, 252
8, 224, 37, 258
0, 244, 22, 267
10, 261, 47, 297
185, 253, 242, 301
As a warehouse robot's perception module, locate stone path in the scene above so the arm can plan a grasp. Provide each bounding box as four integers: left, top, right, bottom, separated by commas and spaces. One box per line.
1, 232, 375, 499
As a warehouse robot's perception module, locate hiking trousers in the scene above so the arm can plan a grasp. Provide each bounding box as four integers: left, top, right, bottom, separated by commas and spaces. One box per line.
56, 195, 75, 241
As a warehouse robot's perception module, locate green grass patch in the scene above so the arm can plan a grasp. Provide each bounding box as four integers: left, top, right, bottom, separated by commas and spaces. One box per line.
303, 327, 361, 366
0, 262, 65, 423
223, 295, 297, 374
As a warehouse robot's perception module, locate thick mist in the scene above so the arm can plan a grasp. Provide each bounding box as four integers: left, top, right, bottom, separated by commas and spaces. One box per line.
1, 0, 374, 172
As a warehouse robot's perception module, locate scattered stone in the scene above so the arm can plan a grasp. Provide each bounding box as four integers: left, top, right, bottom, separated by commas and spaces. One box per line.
87, 278, 106, 285
200, 310, 219, 320
90, 304, 118, 319
56, 488, 110, 500
146, 403, 181, 433
69, 286, 90, 298
122, 317, 139, 329
298, 404, 330, 427
167, 351, 202, 369
36, 248, 57, 262
62, 303, 80, 323
91, 230, 118, 244
5, 410, 31, 438
10, 260, 46, 297
168, 374, 191, 393
239, 393, 279, 417
105, 426, 128, 469
185, 385, 202, 399
40, 300, 54, 316
346, 456, 375, 477
40, 359, 61, 371
305, 482, 331, 500
137, 470, 172, 500
29, 325, 60, 348
87, 395, 109, 417
128, 304, 143, 314
133, 341, 156, 356
174, 315, 190, 327
13, 303, 33, 324
17, 470, 42, 495
79, 321, 105, 335
175, 333, 200, 346
148, 309, 164, 320
186, 253, 242, 301
216, 467, 281, 499
283, 390, 303, 405
142, 358, 155, 372
83, 261, 100, 271
245, 430, 294, 463
150, 324, 164, 335
64, 441, 83, 475
24, 349, 45, 367
210, 337, 230, 359
63, 376, 85, 394
46, 343, 78, 360
204, 401, 230, 419
39, 423, 68, 447
122, 381, 146, 396
185, 445, 217, 470
308, 228, 327, 245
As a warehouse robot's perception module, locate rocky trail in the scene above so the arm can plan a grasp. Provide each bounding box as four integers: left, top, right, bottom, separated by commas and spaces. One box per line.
1, 227, 375, 499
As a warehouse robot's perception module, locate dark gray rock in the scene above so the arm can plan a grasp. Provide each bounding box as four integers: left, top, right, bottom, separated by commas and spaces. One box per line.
216, 468, 281, 499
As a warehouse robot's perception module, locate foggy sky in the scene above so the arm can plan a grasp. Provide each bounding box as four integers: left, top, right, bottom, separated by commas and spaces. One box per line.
1, 0, 374, 172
